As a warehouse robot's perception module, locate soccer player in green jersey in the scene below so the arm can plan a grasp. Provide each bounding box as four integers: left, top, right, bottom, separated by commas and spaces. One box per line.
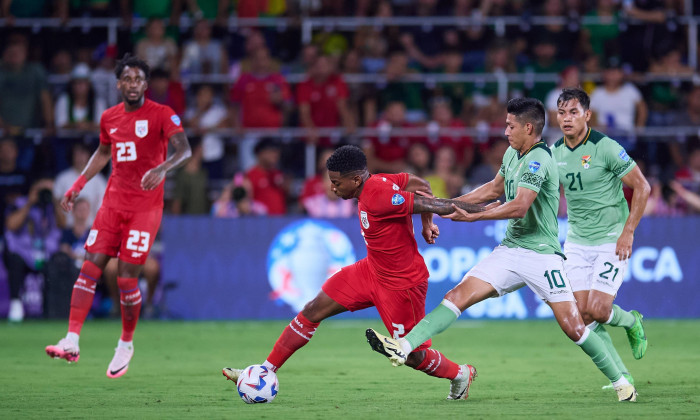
365, 98, 638, 402
552, 87, 651, 389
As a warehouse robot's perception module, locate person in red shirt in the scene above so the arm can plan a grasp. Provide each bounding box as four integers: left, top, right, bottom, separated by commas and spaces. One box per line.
425, 99, 475, 174
296, 55, 354, 146
229, 47, 291, 129
145, 68, 186, 116
363, 101, 420, 174
223, 145, 486, 399
245, 138, 288, 215
45, 54, 192, 378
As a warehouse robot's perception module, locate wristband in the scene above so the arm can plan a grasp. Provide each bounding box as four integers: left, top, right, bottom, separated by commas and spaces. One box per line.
64, 175, 87, 198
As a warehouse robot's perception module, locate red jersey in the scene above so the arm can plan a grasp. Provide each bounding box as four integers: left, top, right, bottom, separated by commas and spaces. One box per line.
366, 121, 422, 163
357, 173, 429, 290
99, 99, 184, 211
246, 165, 286, 215
230, 72, 291, 128
295, 74, 349, 127
425, 120, 474, 165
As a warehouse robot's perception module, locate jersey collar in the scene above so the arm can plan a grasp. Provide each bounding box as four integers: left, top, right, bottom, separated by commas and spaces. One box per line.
564, 127, 591, 152
518, 141, 546, 160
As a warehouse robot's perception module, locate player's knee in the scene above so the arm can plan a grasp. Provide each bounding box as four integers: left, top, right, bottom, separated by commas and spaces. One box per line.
586, 302, 611, 324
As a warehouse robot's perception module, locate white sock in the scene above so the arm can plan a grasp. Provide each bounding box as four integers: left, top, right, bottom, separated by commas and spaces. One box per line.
612, 375, 630, 387
585, 321, 599, 330
118, 339, 133, 350
398, 338, 413, 355
66, 332, 80, 346
262, 360, 277, 372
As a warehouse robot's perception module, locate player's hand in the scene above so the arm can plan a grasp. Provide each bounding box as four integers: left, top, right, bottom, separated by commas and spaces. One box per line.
616, 230, 634, 261
421, 223, 439, 244
61, 191, 78, 212
141, 167, 166, 190
484, 200, 501, 210
442, 204, 479, 222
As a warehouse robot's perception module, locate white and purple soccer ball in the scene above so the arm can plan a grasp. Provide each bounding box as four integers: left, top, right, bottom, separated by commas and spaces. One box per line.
236, 365, 279, 404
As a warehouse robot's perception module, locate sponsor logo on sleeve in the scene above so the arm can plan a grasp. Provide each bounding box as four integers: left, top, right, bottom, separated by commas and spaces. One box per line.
391, 193, 405, 206
581, 155, 591, 169
170, 115, 181, 126
618, 149, 630, 161
135, 120, 148, 138
528, 161, 541, 173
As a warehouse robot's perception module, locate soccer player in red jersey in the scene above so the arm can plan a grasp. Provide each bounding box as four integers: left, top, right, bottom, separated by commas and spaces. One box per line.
224, 145, 488, 399
45, 54, 192, 378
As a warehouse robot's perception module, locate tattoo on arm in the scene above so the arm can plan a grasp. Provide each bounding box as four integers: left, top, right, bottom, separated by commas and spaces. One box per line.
413, 195, 486, 215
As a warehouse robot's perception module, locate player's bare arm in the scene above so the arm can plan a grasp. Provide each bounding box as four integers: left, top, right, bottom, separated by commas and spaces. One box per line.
617, 165, 651, 261
141, 131, 192, 191
446, 186, 537, 222
61, 143, 112, 212
456, 174, 506, 205
414, 195, 486, 215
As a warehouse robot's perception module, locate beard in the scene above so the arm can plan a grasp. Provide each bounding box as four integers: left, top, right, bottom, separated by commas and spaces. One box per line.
124, 95, 143, 106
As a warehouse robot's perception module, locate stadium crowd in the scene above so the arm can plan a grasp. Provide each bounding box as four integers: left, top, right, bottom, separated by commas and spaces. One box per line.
1, 0, 700, 320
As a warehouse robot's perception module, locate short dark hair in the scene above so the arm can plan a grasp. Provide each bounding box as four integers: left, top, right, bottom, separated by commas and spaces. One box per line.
557, 87, 590, 111
253, 137, 280, 155
506, 97, 546, 136
114, 53, 150, 80
326, 145, 367, 174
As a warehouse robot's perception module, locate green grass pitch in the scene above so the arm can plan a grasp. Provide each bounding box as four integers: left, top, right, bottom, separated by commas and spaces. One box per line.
1, 319, 699, 419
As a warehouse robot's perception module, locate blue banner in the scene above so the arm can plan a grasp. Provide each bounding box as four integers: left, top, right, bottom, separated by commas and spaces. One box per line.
162, 216, 700, 320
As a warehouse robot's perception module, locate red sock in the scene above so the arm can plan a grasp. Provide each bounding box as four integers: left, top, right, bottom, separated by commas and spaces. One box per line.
117, 277, 142, 342
413, 348, 461, 380
68, 260, 102, 334
265, 312, 320, 372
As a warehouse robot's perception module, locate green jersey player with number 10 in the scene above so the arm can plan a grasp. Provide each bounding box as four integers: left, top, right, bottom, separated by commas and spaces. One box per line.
552, 87, 651, 390
366, 98, 638, 402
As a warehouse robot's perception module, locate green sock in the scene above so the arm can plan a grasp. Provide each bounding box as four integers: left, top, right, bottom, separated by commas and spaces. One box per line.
608, 304, 636, 329
578, 329, 622, 382
593, 323, 630, 376
404, 300, 460, 350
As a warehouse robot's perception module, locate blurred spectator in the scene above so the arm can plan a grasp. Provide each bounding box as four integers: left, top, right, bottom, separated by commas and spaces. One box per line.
530, 0, 580, 61
406, 142, 432, 179
468, 137, 509, 189
425, 146, 465, 199
58, 198, 91, 267
645, 180, 686, 216
0, 138, 30, 235
669, 87, 700, 168
182, 0, 231, 22
467, 39, 515, 121
674, 146, 700, 195
91, 43, 120, 108
231, 29, 281, 77
425, 99, 475, 174
355, 26, 388, 75
229, 48, 291, 129
211, 184, 267, 217
544, 65, 580, 141
53, 142, 107, 226
125, 0, 183, 24
363, 101, 416, 174
581, 0, 620, 59
520, 36, 569, 102
376, 51, 426, 123
620, 0, 680, 72
296, 55, 354, 146
184, 84, 229, 179
48, 49, 73, 98
135, 19, 179, 75
433, 48, 470, 119
180, 19, 228, 77
300, 148, 335, 204
670, 180, 700, 214
54, 63, 107, 131
4, 177, 66, 321
0, 34, 54, 135
590, 56, 647, 148
646, 46, 694, 127
69, 0, 115, 17
245, 138, 288, 215
301, 171, 356, 218
171, 141, 209, 215
145, 68, 186, 116
0, 0, 68, 20
287, 44, 320, 74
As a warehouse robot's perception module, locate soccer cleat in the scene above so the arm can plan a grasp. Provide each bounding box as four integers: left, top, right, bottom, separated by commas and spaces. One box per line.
106, 346, 134, 378
626, 310, 647, 360
614, 383, 638, 402
222, 367, 243, 383
46, 338, 80, 363
602, 372, 634, 390
447, 364, 478, 400
365, 328, 407, 367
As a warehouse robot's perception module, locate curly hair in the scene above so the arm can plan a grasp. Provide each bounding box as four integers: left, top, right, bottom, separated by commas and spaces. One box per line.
114, 53, 150, 80
326, 145, 367, 175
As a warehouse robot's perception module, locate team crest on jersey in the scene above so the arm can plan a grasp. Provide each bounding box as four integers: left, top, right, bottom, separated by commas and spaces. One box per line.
360, 211, 370, 229
581, 155, 591, 169
391, 193, 405, 205
528, 161, 541, 173
135, 120, 148, 138
618, 149, 630, 162
86, 229, 98, 246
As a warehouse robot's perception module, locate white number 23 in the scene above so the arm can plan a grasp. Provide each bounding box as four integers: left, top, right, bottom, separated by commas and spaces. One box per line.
116, 142, 136, 162
126, 230, 150, 252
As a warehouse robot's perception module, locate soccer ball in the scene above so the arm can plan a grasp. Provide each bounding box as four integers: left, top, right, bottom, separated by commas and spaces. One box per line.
236, 365, 279, 404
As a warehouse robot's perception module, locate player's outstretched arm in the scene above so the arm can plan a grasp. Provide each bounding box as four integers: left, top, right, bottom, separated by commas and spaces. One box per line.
446, 187, 536, 222
455, 174, 505, 204
404, 174, 440, 244
413, 195, 486, 215
61, 143, 112, 212
141, 132, 192, 191
617, 165, 651, 260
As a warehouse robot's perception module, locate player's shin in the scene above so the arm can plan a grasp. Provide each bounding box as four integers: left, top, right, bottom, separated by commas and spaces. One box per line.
403, 299, 461, 351
413, 348, 461, 379
68, 260, 102, 335
265, 312, 320, 372
589, 322, 630, 377
576, 328, 626, 384
117, 277, 142, 342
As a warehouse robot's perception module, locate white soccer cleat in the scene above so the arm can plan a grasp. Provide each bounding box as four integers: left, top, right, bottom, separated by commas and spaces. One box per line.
45, 337, 80, 363
365, 328, 407, 367
447, 364, 478, 400
107, 345, 134, 378
222, 367, 244, 383
615, 383, 638, 402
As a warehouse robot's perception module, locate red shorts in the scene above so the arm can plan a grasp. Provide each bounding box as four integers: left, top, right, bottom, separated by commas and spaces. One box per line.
85, 206, 162, 265
322, 258, 432, 351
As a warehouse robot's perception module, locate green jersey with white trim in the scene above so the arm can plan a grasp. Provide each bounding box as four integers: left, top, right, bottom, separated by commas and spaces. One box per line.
498, 142, 561, 255
552, 128, 636, 246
